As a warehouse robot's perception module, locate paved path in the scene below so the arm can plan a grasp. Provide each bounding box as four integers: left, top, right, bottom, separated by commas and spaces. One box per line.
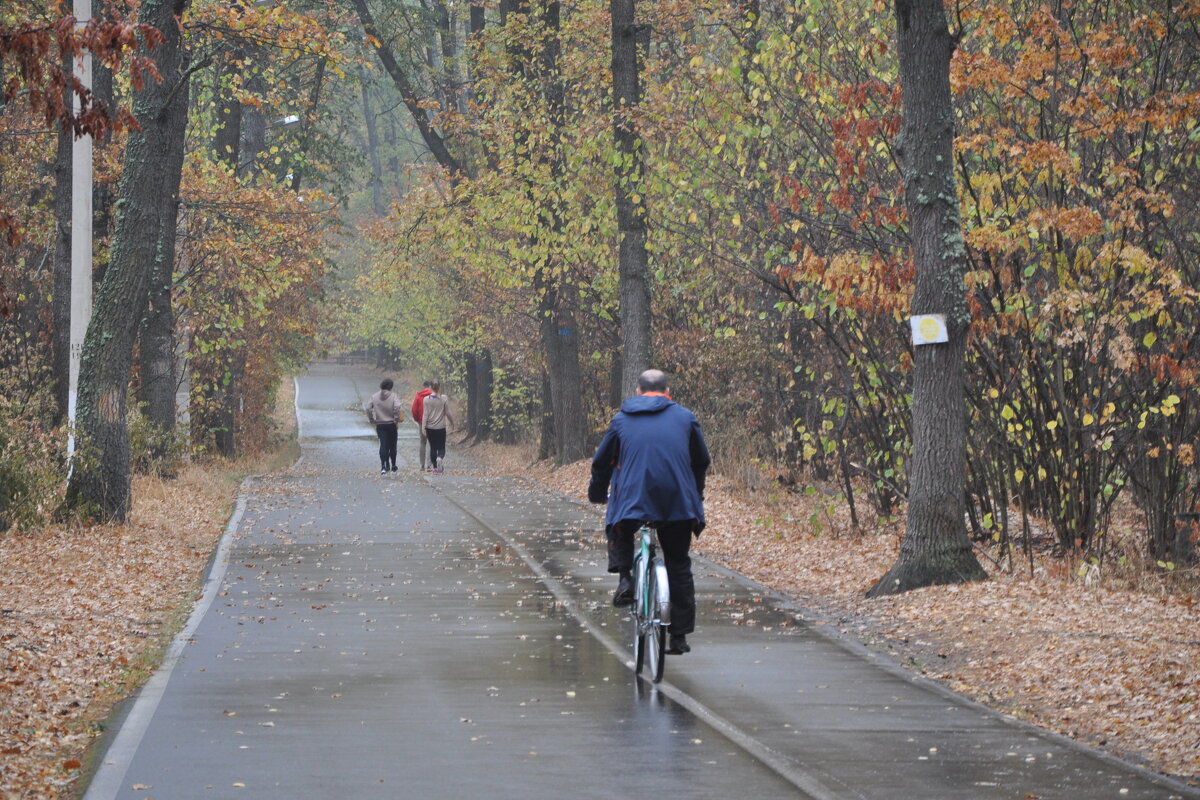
84, 363, 1198, 800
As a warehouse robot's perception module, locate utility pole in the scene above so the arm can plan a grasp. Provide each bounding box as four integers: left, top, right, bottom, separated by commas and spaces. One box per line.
69, 0, 94, 459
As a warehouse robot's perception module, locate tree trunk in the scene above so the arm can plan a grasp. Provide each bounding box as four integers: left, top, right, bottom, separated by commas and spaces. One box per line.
541, 0, 586, 463
91, 0, 116, 264
551, 302, 587, 462
213, 54, 242, 169
65, 0, 193, 522
866, 0, 986, 596
477, 348, 493, 440
136, 77, 190, 447
289, 57, 326, 192
137, 258, 176, 439
360, 68, 387, 217
239, 78, 267, 176
538, 375, 554, 461
464, 350, 479, 439
612, 0, 651, 400
431, 0, 458, 112
52, 88, 73, 426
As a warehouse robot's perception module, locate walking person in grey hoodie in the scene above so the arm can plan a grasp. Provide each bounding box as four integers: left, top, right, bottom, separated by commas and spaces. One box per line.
367, 378, 406, 474
419, 381, 455, 473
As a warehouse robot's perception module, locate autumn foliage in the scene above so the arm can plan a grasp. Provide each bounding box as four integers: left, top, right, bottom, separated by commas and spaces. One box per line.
339, 0, 1200, 572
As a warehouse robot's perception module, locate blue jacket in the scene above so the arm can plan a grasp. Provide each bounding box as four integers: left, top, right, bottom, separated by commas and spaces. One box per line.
588, 394, 710, 530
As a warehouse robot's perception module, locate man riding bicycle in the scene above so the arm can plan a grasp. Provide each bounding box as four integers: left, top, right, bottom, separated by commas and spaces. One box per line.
588, 369, 711, 655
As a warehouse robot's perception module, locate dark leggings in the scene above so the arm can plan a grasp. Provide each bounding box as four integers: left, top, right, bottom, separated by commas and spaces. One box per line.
607, 519, 696, 635
426, 427, 447, 468
376, 423, 398, 468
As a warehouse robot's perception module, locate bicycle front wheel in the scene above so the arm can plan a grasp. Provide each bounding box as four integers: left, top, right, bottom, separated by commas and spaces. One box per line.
632, 556, 646, 674
644, 623, 665, 682
633, 608, 645, 674
644, 567, 666, 682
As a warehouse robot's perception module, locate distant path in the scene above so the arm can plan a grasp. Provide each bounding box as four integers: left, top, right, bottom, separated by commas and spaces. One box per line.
83, 362, 1199, 800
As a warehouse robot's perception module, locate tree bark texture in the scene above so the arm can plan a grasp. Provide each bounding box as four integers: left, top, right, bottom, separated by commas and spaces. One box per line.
464, 350, 479, 439
477, 348, 493, 440
136, 67, 190, 444
612, 0, 651, 400
866, 0, 986, 596
238, 75, 267, 176
52, 92, 73, 426
66, 0, 192, 522
213, 53, 242, 169
92, 0, 117, 252
538, 375, 554, 461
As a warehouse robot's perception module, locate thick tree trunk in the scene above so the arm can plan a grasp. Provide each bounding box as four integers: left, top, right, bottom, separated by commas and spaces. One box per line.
52, 96, 73, 427
612, 0, 651, 400
239, 80, 267, 176
213, 55, 242, 169
477, 348, 493, 440
867, 0, 986, 596
91, 0, 116, 262
136, 77, 190, 446
464, 350, 479, 439
137, 261, 175, 436
549, 299, 585, 462
65, 0, 192, 521
538, 375, 554, 461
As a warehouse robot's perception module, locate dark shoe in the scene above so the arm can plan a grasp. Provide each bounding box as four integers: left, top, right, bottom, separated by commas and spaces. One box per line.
667, 634, 690, 655
612, 572, 634, 607
391, 464, 398, 472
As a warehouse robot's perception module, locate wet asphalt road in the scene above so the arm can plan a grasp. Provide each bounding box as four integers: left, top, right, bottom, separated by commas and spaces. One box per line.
83, 363, 1199, 800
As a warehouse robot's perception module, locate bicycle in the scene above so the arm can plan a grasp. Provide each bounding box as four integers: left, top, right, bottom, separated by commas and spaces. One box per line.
631, 524, 671, 682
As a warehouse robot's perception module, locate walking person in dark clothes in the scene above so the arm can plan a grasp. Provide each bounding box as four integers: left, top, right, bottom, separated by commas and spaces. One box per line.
420, 381, 455, 473
588, 369, 710, 655
366, 378, 406, 474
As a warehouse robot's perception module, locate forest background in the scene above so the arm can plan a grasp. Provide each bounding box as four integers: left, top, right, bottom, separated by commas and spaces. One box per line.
2, 0, 1199, 794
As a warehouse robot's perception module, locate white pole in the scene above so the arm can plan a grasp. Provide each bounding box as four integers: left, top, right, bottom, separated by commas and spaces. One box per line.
68, 0, 94, 459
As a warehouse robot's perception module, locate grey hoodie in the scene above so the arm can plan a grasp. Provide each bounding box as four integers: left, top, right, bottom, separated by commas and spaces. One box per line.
367, 389, 405, 425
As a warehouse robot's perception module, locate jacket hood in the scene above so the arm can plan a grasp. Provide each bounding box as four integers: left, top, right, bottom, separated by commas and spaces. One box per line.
620, 394, 674, 415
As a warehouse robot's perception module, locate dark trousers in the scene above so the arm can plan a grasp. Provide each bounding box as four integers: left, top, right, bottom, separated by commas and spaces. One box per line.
376, 423, 398, 468
607, 519, 696, 635
427, 427, 447, 467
